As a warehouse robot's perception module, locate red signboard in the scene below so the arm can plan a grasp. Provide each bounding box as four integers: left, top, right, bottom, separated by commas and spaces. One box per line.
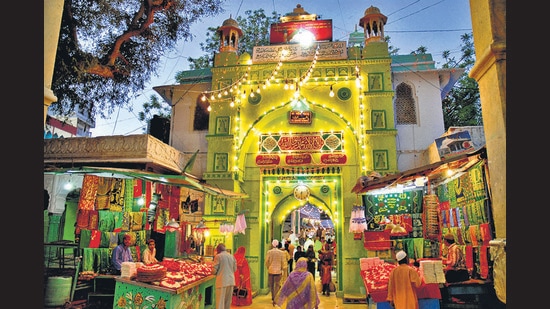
320, 153, 347, 164
255, 154, 280, 166
285, 153, 312, 165
270, 20, 333, 44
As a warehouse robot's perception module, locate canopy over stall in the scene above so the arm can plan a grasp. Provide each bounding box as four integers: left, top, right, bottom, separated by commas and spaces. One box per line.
352, 146, 486, 194
44, 166, 248, 199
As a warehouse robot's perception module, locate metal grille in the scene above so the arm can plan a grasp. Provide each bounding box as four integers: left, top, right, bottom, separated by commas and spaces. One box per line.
395, 83, 417, 124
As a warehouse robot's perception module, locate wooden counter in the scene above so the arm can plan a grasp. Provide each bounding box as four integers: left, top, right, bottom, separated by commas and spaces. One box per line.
112, 275, 215, 309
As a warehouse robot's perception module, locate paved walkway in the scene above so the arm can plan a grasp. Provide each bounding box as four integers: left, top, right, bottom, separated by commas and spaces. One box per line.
231, 292, 346, 308
230, 275, 366, 308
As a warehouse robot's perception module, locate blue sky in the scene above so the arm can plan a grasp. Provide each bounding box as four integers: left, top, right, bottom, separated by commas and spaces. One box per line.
91, 0, 472, 137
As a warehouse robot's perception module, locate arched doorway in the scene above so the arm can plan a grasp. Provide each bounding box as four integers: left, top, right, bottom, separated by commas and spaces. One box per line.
259, 172, 344, 294
279, 202, 338, 288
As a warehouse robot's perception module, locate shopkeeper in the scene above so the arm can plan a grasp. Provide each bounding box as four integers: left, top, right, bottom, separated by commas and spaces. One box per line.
111, 233, 133, 275
442, 233, 469, 283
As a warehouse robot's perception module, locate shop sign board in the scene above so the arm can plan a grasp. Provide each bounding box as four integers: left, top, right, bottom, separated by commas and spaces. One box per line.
435, 131, 474, 160
269, 20, 333, 43
252, 41, 347, 63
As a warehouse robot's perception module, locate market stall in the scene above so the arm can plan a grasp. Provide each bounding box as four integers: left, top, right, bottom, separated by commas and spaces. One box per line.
354, 147, 501, 308
360, 258, 441, 309
112, 259, 215, 309
113, 275, 215, 309
43, 167, 247, 308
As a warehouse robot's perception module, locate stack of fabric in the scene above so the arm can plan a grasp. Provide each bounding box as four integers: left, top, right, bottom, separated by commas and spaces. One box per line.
121, 262, 138, 278
419, 259, 446, 284
136, 264, 167, 282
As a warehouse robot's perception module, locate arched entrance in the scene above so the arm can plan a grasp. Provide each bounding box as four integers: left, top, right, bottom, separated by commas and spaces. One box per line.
260, 172, 343, 293
280, 202, 338, 283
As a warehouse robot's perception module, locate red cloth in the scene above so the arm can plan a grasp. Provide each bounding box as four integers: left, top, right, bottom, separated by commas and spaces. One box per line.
479, 223, 492, 246
465, 245, 474, 272
368, 283, 441, 303
168, 185, 180, 221
361, 263, 441, 303
156, 183, 170, 209
133, 179, 143, 198
88, 230, 101, 248
78, 175, 99, 210
479, 246, 489, 279
321, 263, 332, 285
232, 246, 253, 306
363, 230, 392, 250
76, 209, 91, 230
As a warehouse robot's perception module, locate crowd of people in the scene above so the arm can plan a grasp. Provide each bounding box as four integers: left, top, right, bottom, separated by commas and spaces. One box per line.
109, 228, 472, 308
264, 234, 336, 308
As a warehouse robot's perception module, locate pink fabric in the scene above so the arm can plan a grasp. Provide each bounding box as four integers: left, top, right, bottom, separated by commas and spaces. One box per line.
234, 214, 247, 234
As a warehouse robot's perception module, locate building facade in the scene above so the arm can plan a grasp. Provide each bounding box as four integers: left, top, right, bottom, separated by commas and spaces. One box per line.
154, 5, 465, 295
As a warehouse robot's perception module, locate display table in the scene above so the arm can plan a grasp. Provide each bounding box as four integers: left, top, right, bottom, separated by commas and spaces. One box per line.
361, 267, 441, 309
368, 283, 441, 303
112, 275, 215, 309
44, 241, 79, 269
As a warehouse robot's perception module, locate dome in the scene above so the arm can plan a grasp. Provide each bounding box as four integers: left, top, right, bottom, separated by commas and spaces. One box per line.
238, 52, 251, 64
222, 16, 239, 28
364, 6, 381, 16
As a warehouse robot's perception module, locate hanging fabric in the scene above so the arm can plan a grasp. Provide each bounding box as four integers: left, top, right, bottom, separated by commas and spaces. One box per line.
220, 222, 235, 234
234, 213, 247, 234
349, 204, 368, 233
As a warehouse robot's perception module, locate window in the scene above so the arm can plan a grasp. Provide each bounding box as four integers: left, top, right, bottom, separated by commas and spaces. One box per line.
193, 96, 210, 131
395, 83, 417, 125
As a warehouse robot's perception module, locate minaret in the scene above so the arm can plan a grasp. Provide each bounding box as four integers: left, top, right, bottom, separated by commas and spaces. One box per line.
358, 6, 388, 45
217, 15, 243, 53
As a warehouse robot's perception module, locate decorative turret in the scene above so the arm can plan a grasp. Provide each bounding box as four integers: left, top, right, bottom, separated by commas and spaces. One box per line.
358, 6, 387, 44
280, 4, 317, 22
217, 15, 243, 53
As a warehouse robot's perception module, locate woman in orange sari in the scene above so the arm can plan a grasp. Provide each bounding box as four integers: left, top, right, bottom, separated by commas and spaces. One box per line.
232, 246, 253, 306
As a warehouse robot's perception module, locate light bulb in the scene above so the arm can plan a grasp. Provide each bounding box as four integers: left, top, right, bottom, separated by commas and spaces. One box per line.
64, 182, 73, 190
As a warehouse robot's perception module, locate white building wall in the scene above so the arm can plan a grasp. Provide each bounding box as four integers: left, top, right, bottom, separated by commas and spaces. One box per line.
157, 83, 210, 176
393, 70, 446, 172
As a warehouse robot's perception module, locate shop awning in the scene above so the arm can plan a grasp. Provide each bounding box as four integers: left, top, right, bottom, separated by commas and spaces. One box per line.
44, 166, 248, 199
352, 146, 486, 194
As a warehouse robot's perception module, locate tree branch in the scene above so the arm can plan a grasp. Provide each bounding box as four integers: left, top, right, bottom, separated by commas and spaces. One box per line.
84, 0, 174, 78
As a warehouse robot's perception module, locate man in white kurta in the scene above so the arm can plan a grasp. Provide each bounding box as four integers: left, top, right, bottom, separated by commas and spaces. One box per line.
212, 243, 237, 309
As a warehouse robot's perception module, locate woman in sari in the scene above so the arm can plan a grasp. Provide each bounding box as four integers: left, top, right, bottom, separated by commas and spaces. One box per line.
232, 246, 253, 306
275, 257, 320, 309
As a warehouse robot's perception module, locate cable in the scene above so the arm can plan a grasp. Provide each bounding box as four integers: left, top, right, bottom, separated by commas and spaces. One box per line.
387, 0, 448, 25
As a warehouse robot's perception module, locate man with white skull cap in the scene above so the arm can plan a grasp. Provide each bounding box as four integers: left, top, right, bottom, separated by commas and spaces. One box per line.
386, 250, 423, 309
